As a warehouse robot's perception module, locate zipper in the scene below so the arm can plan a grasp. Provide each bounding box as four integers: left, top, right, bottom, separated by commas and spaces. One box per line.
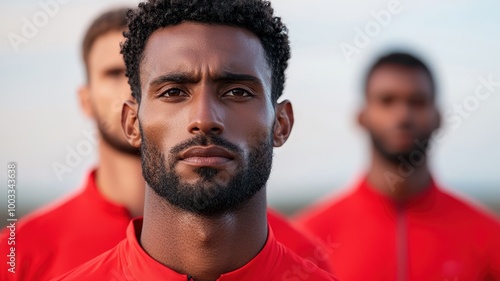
396, 205, 408, 281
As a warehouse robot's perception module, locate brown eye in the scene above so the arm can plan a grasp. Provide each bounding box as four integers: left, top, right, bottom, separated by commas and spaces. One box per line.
104, 67, 125, 78
161, 88, 187, 97
380, 95, 395, 106
225, 88, 251, 97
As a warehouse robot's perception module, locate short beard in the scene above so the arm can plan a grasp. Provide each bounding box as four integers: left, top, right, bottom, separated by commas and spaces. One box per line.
370, 132, 431, 165
96, 118, 140, 156
140, 131, 273, 216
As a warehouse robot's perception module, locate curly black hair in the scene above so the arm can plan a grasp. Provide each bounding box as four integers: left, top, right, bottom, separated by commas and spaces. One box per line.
121, 0, 290, 104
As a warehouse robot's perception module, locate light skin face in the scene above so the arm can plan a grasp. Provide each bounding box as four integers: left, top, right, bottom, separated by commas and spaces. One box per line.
359, 64, 440, 160
77, 30, 144, 217
79, 30, 137, 154
123, 22, 293, 198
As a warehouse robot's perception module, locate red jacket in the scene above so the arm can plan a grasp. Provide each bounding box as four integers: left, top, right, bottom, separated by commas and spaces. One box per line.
296, 178, 500, 281
0, 169, 332, 280
50, 218, 337, 281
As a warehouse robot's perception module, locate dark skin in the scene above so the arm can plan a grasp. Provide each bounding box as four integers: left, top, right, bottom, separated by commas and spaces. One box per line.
122, 23, 293, 281
358, 64, 441, 201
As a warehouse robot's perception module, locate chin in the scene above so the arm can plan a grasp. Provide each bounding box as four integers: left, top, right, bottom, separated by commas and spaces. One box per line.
388, 142, 417, 153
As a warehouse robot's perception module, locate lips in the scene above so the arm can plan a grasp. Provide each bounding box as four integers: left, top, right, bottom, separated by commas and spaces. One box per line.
178, 146, 235, 166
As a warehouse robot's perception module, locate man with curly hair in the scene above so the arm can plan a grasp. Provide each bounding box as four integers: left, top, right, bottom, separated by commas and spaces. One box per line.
52, 0, 338, 280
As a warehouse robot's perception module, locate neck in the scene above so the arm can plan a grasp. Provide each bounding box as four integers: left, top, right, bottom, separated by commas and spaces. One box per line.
140, 187, 268, 281
96, 139, 145, 217
366, 148, 432, 202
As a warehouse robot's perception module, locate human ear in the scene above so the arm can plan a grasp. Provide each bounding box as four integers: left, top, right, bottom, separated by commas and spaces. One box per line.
272, 100, 294, 147
122, 99, 142, 148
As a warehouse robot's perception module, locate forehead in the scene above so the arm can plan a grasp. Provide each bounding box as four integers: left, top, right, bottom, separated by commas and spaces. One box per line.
367, 64, 433, 99
140, 22, 271, 85
88, 31, 125, 70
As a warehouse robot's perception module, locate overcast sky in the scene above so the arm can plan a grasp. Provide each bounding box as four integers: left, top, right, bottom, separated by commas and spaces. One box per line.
1, 0, 499, 212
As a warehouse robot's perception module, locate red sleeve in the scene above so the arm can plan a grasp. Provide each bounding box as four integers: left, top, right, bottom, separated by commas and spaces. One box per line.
488, 219, 500, 280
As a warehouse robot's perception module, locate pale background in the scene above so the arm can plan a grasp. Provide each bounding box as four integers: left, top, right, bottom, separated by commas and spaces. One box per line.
1, 0, 499, 225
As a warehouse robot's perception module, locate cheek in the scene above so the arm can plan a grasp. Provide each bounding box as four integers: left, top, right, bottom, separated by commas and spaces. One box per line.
366, 107, 391, 132
139, 103, 187, 152
417, 111, 438, 132
91, 83, 120, 113
89, 90, 114, 125
118, 78, 132, 100
108, 80, 132, 114
225, 106, 274, 144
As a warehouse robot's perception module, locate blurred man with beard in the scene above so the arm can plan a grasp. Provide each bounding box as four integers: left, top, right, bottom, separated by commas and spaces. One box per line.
0, 7, 144, 281
296, 52, 500, 281
51, 1, 337, 280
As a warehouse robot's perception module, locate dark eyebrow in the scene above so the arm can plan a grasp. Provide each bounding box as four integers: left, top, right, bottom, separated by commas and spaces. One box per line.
213, 72, 261, 84
149, 72, 199, 88
149, 71, 262, 88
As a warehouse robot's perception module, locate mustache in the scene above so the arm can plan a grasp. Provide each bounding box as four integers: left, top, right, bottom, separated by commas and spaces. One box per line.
169, 134, 243, 156
395, 120, 414, 131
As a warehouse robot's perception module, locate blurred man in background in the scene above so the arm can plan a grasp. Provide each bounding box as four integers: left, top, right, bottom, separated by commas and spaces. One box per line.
0, 6, 331, 281
0, 7, 143, 281
296, 52, 500, 281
